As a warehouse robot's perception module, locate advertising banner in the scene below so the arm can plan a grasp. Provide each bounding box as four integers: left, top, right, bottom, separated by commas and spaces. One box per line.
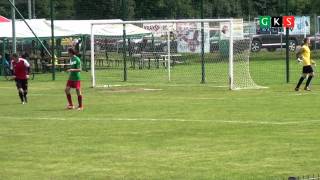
143, 23, 176, 37
220, 19, 244, 40
176, 22, 210, 53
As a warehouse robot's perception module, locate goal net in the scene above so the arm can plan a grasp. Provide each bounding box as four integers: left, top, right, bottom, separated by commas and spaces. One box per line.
90, 19, 261, 90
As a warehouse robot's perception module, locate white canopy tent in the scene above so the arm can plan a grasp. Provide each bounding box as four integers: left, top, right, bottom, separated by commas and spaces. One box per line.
0, 19, 76, 38
51, 19, 150, 37
0, 15, 10, 23
0, 19, 150, 38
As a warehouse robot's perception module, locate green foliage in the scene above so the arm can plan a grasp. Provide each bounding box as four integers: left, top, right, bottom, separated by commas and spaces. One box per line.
74, 0, 118, 19
1, 0, 320, 20
34, 0, 50, 18
0, 7, 8, 18
55, 0, 75, 19
0, 1, 11, 17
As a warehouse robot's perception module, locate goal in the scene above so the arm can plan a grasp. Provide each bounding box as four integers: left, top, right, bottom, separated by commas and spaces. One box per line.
90, 19, 261, 90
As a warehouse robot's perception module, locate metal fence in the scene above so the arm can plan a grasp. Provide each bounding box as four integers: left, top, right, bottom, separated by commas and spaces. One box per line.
1, 15, 320, 87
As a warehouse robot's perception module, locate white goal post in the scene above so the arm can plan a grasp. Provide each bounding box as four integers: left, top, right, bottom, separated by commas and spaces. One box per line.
90, 19, 261, 90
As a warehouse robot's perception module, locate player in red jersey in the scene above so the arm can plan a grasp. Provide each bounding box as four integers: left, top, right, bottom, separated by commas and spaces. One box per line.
11, 53, 30, 104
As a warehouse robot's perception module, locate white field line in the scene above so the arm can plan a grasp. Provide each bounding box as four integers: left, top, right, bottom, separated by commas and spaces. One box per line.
0, 87, 60, 90
1, 116, 320, 125
291, 92, 318, 96
143, 88, 163, 91
95, 83, 147, 88
27, 94, 227, 100
166, 84, 229, 88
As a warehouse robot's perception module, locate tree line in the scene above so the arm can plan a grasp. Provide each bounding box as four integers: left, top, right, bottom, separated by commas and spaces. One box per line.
1, 0, 320, 20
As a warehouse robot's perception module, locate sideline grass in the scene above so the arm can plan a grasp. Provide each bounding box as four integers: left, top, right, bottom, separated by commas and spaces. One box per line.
0, 70, 320, 179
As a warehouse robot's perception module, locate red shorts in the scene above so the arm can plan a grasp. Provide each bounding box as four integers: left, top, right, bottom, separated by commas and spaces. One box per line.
66, 80, 81, 89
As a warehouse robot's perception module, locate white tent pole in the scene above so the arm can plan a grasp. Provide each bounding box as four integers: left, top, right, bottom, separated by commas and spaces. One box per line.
32, 0, 35, 18
167, 31, 171, 82
28, 0, 32, 19
10, 0, 16, 53
304, 16, 307, 38
90, 24, 96, 87
228, 19, 234, 90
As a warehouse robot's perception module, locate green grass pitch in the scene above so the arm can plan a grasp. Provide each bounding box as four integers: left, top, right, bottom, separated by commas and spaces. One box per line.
1, 53, 320, 179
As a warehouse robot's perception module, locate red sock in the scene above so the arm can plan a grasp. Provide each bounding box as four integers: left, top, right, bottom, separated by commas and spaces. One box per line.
66, 94, 73, 106
78, 95, 82, 107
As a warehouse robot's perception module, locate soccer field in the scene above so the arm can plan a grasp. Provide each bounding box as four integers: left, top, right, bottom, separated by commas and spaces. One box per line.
1, 57, 320, 179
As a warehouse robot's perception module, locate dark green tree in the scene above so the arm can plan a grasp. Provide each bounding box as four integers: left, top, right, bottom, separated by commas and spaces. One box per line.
0, 1, 10, 18
55, 0, 75, 19
74, 0, 118, 19
34, 0, 50, 18
1, 0, 320, 23
252, 0, 268, 16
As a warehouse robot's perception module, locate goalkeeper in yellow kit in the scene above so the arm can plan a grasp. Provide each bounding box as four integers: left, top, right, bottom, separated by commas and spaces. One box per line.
295, 37, 316, 91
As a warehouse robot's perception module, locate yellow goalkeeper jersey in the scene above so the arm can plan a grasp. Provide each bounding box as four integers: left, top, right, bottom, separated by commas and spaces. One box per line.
300, 44, 313, 66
